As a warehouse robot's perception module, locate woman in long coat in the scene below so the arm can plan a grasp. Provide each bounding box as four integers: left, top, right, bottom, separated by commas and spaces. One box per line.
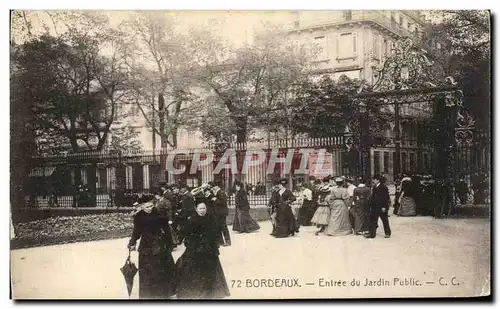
272, 178, 297, 238
128, 192, 177, 299
176, 203, 230, 299
324, 178, 353, 236
352, 178, 371, 235
232, 181, 260, 233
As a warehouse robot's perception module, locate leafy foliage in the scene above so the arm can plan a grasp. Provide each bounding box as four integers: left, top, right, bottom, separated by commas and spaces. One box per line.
108, 125, 143, 153
14, 213, 133, 241
288, 75, 390, 141
11, 34, 129, 153
186, 22, 318, 143
421, 10, 490, 132
119, 12, 198, 148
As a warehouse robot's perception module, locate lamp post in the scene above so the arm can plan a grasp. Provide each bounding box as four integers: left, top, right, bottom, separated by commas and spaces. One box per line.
393, 65, 408, 179
358, 100, 371, 182
394, 101, 401, 179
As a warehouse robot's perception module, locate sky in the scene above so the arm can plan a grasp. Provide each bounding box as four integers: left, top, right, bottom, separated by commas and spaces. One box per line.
11, 10, 299, 47
13, 10, 447, 48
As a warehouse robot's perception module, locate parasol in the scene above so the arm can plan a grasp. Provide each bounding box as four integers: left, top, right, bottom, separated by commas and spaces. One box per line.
120, 249, 138, 299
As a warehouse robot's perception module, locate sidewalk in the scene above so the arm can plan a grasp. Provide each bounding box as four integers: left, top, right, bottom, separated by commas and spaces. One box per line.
11, 217, 490, 299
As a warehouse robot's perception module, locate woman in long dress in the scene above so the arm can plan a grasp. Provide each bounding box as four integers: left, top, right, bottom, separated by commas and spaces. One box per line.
272, 178, 298, 238
176, 203, 230, 299
392, 174, 402, 215
232, 181, 260, 233
352, 179, 371, 235
297, 183, 314, 226
128, 192, 177, 299
396, 175, 417, 216
324, 178, 353, 236
311, 176, 332, 235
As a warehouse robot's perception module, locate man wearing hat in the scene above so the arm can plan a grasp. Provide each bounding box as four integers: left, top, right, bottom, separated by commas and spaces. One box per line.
176, 184, 196, 243
211, 181, 231, 246
419, 175, 436, 216
268, 179, 281, 235
190, 183, 215, 214
155, 185, 180, 247
366, 174, 391, 239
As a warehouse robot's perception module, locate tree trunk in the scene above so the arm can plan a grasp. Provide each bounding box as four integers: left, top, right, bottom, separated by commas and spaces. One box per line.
158, 93, 166, 148
234, 116, 247, 143
172, 128, 178, 148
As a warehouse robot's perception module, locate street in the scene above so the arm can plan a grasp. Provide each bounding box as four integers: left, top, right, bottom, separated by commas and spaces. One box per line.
11, 216, 490, 299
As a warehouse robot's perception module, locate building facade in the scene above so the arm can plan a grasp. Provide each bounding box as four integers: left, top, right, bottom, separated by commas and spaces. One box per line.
284, 10, 427, 83
106, 10, 431, 187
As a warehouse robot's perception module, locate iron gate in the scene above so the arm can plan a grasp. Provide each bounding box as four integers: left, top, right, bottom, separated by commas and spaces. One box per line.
350, 37, 489, 209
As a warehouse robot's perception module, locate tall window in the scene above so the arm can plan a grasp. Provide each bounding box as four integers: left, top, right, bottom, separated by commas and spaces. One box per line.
81, 168, 88, 185
409, 153, 416, 173
373, 34, 380, 59
132, 104, 141, 120
107, 167, 116, 190
97, 168, 107, 190
401, 152, 408, 173
343, 10, 352, 21
314, 35, 327, 60
337, 33, 356, 58
374, 151, 381, 176
126, 165, 133, 189
391, 12, 397, 22
383, 151, 390, 174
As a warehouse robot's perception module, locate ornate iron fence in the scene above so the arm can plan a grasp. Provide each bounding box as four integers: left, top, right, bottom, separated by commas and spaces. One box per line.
22, 137, 355, 208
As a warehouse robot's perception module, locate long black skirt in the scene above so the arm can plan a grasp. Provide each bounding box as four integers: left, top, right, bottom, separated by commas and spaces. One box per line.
233, 207, 260, 233
273, 206, 297, 238
297, 200, 315, 226
138, 250, 177, 299
176, 253, 230, 299
354, 200, 370, 233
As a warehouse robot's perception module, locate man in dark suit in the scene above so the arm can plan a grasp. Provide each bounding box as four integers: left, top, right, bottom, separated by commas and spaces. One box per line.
175, 185, 196, 243
365, 174, 391, 239
154, 186, 180, 247
210, 181, 231, 246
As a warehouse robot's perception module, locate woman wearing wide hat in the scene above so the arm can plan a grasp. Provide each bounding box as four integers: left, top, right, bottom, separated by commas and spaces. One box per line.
324, 177, 353, 236
128, 190, 177, 299
396, 174, 417, 216
311, 176, 332, 235
272, 178, 298, 238
232, 180, 260, 233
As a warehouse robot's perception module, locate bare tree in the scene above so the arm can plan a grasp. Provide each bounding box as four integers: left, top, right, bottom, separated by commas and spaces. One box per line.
119, 12, 197, 149
186, 22, 318, 143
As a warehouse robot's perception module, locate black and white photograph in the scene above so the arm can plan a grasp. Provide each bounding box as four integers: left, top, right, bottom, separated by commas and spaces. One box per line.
8, 8, 491, 299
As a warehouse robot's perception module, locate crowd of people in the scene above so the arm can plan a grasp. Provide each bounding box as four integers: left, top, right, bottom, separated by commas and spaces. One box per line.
127, 180, 263, 299
272, 174, 391, 239
126, 171, 485, 299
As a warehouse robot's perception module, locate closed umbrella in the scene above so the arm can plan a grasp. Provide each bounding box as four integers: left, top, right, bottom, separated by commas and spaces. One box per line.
120, 250, 138, 299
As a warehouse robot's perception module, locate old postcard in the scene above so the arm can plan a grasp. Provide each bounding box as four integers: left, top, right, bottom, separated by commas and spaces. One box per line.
10, 9, 491, 299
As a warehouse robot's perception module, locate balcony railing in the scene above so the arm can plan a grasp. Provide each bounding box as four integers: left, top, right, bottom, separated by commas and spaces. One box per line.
284, 11, 415, 38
